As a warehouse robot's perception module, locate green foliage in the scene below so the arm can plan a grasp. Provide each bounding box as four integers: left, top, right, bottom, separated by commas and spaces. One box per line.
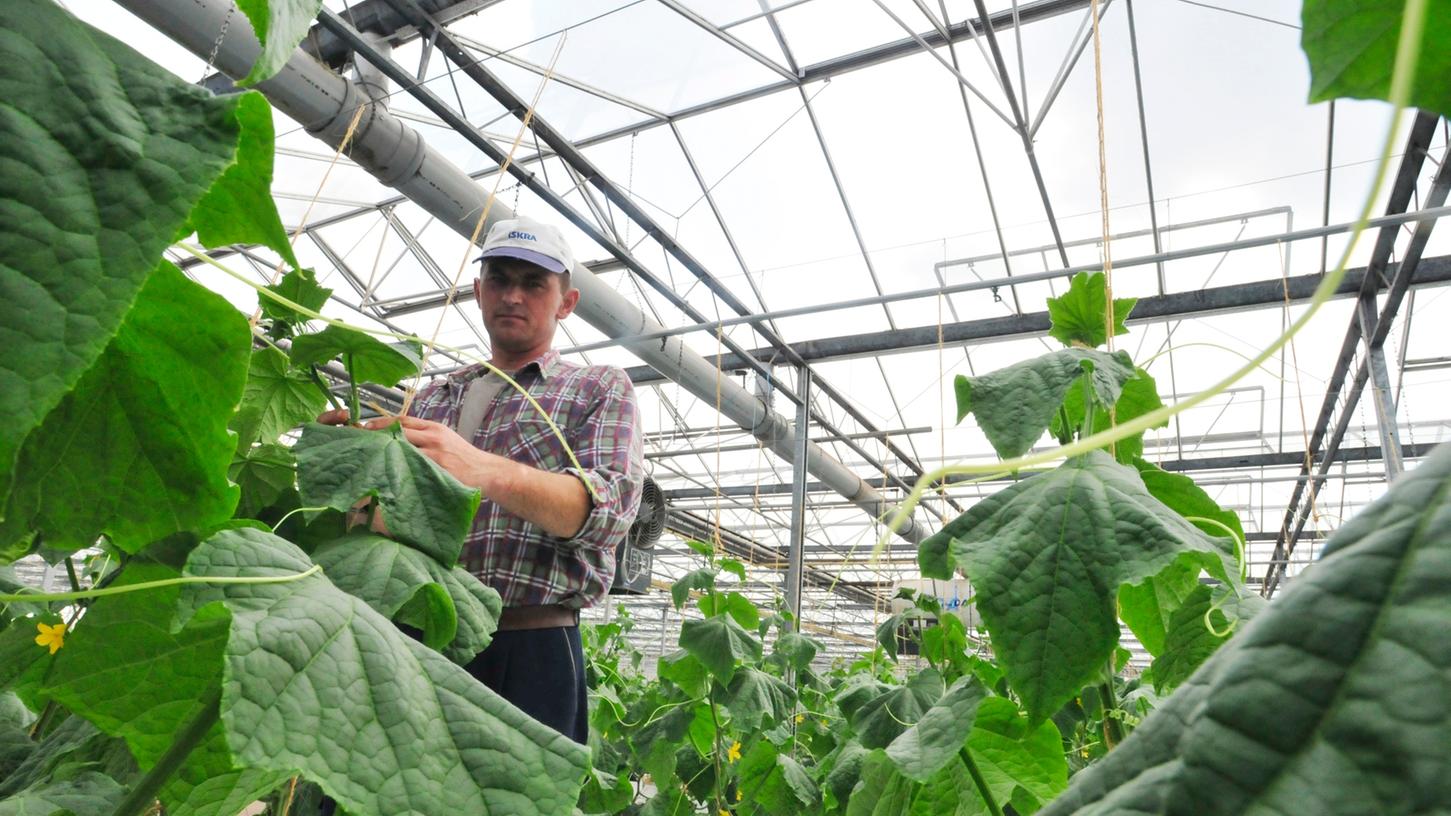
885, 676, 985, 781
1148, 584, 1229, 694
0, 0, 248, 509
968, 697, 1068, 812
725, 668, 795, 731
229, 443, 297, 519
1046, 272, 1137, 349
1040, 442, 1451, 815
40, 561, 285, 815
183, 92, 300, 270
289, 325, 423, 389
1049, 368, 1166, 460
738, 741, 819, 815
178, 527, 590, 815
0, 265, 249, 554
293, 422, 481, 566
1302, 0, 1451, 117
261, 268, 333, 333
921, 452, 1233, 722
679, 613, 762, 683
311, 532, 502, 664
0, 771, 126, 816
670, 568, 714, 609
232, 348, 328, 450
953, 349, 1136, 460
234, 0, 327, 86
853, 669, 944, 749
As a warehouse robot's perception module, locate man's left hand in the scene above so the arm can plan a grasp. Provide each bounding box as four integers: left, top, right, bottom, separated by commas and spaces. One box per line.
363, 415, 500, 490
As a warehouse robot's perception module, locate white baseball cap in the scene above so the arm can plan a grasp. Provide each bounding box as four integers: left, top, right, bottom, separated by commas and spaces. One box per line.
475, 216, 575, 276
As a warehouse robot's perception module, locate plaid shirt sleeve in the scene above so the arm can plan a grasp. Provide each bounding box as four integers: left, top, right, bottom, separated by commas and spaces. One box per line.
555, 366, 643, 552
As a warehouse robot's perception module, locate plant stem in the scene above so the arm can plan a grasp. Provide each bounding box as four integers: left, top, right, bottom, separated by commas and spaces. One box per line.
708, 688, 725, 815
344, 353, 362, 425
308, 365, 345, 413
112, 687, 221, 816
1079, 375, 1095, 441
959, 747, 1004, 816
1097, 666, 1125, 749
63, 557, 82, 594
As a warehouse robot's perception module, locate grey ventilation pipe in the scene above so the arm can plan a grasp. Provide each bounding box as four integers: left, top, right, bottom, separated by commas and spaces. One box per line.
118, 0, 925, 543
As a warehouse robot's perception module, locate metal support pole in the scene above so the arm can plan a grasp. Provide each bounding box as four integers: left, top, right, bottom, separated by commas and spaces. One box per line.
1357, 297, 1405, 479
786, 365, 812, 630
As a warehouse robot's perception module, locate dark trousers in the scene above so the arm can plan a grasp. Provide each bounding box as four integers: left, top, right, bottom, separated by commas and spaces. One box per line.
464, 625, 589, 744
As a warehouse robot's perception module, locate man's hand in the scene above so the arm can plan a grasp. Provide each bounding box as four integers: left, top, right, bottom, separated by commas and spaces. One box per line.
362, 415, 496, 487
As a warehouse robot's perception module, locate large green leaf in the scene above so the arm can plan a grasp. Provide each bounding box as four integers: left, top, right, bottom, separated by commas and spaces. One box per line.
1149, 584, 1229, 694
954, 349, 1136, 460
825, 740, 870, 807
1040, 442, 1451, 816
1118, 459, 1244, 656
679, 613, 762, 683
1046, 272, 1137, 349
835, 674, 891, 722
0, 0, 244, 508
0, 265, 249, 553
1302, 0, 1451, 118
312, 532, 502, 664
177, 527, 590, 816
885, 676, 986, 781
1050, 368, 1166, 461
846, 750, 916, 816
725, 667, 795, 732
41, 561, 286, 816
229, 443, 297, 519
911, 760, 988, 816
0, 717, 130, 800
738, 740, 820, 816
670, 568, 714, 610
261, 267, 332, 330
773, 632, 821, 670
1133, 459, 1245, 544
293, 422, 481, 566
233, 347, 327, 450
853, 668, 945, 749
1117, 559, 1200, 658
0, 771, 125, 816
920, 452, 1231, 722
657, 649, 710, 699
183, 92, 299, 270
967, 697, 1068, 813
289, 325, 422, 388
235, 0, 326, 87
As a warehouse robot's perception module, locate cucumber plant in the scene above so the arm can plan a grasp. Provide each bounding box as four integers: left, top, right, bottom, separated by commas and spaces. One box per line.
0, 1, 587, 813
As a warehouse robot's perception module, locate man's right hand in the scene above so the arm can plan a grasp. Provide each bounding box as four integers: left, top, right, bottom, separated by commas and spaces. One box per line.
317, 408, 351, 426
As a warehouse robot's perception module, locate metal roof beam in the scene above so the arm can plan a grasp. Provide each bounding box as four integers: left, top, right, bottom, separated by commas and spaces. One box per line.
624, 254, 1451, 384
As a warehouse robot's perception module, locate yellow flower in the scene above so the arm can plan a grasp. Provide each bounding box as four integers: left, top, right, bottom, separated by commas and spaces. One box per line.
719, 810, 730, 816
736, 789, 744, 802
794, 714, 804, 725
726, 741, 742, 763
35, 622, 66, 655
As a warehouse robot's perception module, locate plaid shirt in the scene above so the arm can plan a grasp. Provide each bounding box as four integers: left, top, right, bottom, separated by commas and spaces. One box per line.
408, 349, 643, 609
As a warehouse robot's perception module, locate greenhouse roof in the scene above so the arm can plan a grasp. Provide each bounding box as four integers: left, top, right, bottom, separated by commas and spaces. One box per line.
80, 0, 1451, 663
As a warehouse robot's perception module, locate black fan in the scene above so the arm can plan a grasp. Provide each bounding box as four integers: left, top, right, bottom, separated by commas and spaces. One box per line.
628, 476, 666, 550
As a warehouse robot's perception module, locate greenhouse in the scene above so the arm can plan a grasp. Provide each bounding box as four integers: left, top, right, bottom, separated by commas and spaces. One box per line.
1, 0, 1447, 813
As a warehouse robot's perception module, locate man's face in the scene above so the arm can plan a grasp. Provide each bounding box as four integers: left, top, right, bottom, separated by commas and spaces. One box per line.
474, 257, 579, 354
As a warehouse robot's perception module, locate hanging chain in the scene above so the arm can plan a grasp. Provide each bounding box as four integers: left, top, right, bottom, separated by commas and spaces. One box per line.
624, 131, 637, 247
197, 5, 235, 85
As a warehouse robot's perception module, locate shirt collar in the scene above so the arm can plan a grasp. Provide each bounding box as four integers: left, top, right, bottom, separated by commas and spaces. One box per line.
448, 348, 563, 388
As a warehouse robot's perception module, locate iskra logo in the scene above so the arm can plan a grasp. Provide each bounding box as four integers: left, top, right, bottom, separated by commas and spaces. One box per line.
507, 230, 537, 242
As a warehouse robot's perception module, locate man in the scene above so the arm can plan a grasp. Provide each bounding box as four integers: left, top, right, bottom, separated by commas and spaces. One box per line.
320, 216, 643, 744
